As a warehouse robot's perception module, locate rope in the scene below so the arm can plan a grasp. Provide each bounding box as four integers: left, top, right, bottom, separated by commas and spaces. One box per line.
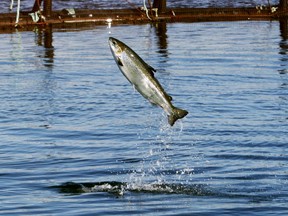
9, 0, 14, 11
15, 0, 20, 26
143, 0, 152, 20
122, 0, 151, 20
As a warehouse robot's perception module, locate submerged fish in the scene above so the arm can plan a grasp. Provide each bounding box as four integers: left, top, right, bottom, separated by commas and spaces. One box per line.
108, 37, 188, 126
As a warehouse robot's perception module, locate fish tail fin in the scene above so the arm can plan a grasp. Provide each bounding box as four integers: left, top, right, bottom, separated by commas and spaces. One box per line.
168, 107, 188, 126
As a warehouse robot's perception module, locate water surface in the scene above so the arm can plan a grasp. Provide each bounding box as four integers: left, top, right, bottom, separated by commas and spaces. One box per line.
0, 21, 288, 215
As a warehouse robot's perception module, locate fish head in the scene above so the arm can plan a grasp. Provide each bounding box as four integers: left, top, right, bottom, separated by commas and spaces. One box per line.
108, 37, 126, 67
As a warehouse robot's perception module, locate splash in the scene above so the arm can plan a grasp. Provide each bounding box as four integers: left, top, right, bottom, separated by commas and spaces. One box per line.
52, 113, 194, 197
128, 113, 192, 192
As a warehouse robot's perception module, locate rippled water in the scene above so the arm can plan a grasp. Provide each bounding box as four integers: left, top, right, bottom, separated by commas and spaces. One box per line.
0, 21, 288, 215
0, 0, 280, 13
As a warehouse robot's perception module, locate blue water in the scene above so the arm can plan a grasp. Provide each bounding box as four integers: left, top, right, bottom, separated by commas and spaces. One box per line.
0, 21, 288, 215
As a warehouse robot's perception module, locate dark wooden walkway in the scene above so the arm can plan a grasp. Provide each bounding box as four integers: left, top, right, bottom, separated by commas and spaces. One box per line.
0, 6, 286, 33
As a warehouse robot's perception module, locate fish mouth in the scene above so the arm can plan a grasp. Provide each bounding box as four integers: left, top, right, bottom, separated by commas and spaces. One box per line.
108, 38, 124, 66
108, 37, 116, 50
108, 37, 119, 49
108, 37, 125, 52
108, 37, 119, 53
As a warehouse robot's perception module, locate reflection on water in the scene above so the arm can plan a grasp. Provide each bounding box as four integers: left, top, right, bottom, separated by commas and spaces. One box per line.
34, 25, 54, 68
279, 19, 288, 75
278, 19, 288, 121
9, 25, 55, 69
154, 21, 168, 59
9, 31, 24, 65
43, 24, 54, 67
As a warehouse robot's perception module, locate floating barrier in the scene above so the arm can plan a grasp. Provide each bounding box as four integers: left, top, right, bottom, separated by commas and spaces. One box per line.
0, 5, 286, 33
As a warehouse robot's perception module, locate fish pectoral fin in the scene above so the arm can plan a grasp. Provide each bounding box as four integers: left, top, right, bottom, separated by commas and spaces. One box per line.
117, 57, 124, 66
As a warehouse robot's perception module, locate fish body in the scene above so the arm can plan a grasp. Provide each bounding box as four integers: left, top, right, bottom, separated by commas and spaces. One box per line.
108, 37, 188, 126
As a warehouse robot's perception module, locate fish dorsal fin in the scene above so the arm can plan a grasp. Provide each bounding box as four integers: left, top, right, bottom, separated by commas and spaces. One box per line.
148, 65, 156, 73
146, 64, 156, 77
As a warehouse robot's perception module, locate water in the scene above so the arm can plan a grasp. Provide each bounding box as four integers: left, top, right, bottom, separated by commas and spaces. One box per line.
0, 0, 280, 14
0, 20, 288, 215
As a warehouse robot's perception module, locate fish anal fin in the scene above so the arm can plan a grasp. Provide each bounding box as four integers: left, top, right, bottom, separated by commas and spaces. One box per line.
165, 93, 173, 101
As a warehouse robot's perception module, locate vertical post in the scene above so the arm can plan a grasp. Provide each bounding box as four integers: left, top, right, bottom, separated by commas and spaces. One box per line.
32, 0, 42, 12
43, 0, 52, 18
153, 0, 166, 13
279, 0, 288, 11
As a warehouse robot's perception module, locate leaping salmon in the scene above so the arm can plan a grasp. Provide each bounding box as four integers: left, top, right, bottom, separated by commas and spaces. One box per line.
108, 37, 188, 126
